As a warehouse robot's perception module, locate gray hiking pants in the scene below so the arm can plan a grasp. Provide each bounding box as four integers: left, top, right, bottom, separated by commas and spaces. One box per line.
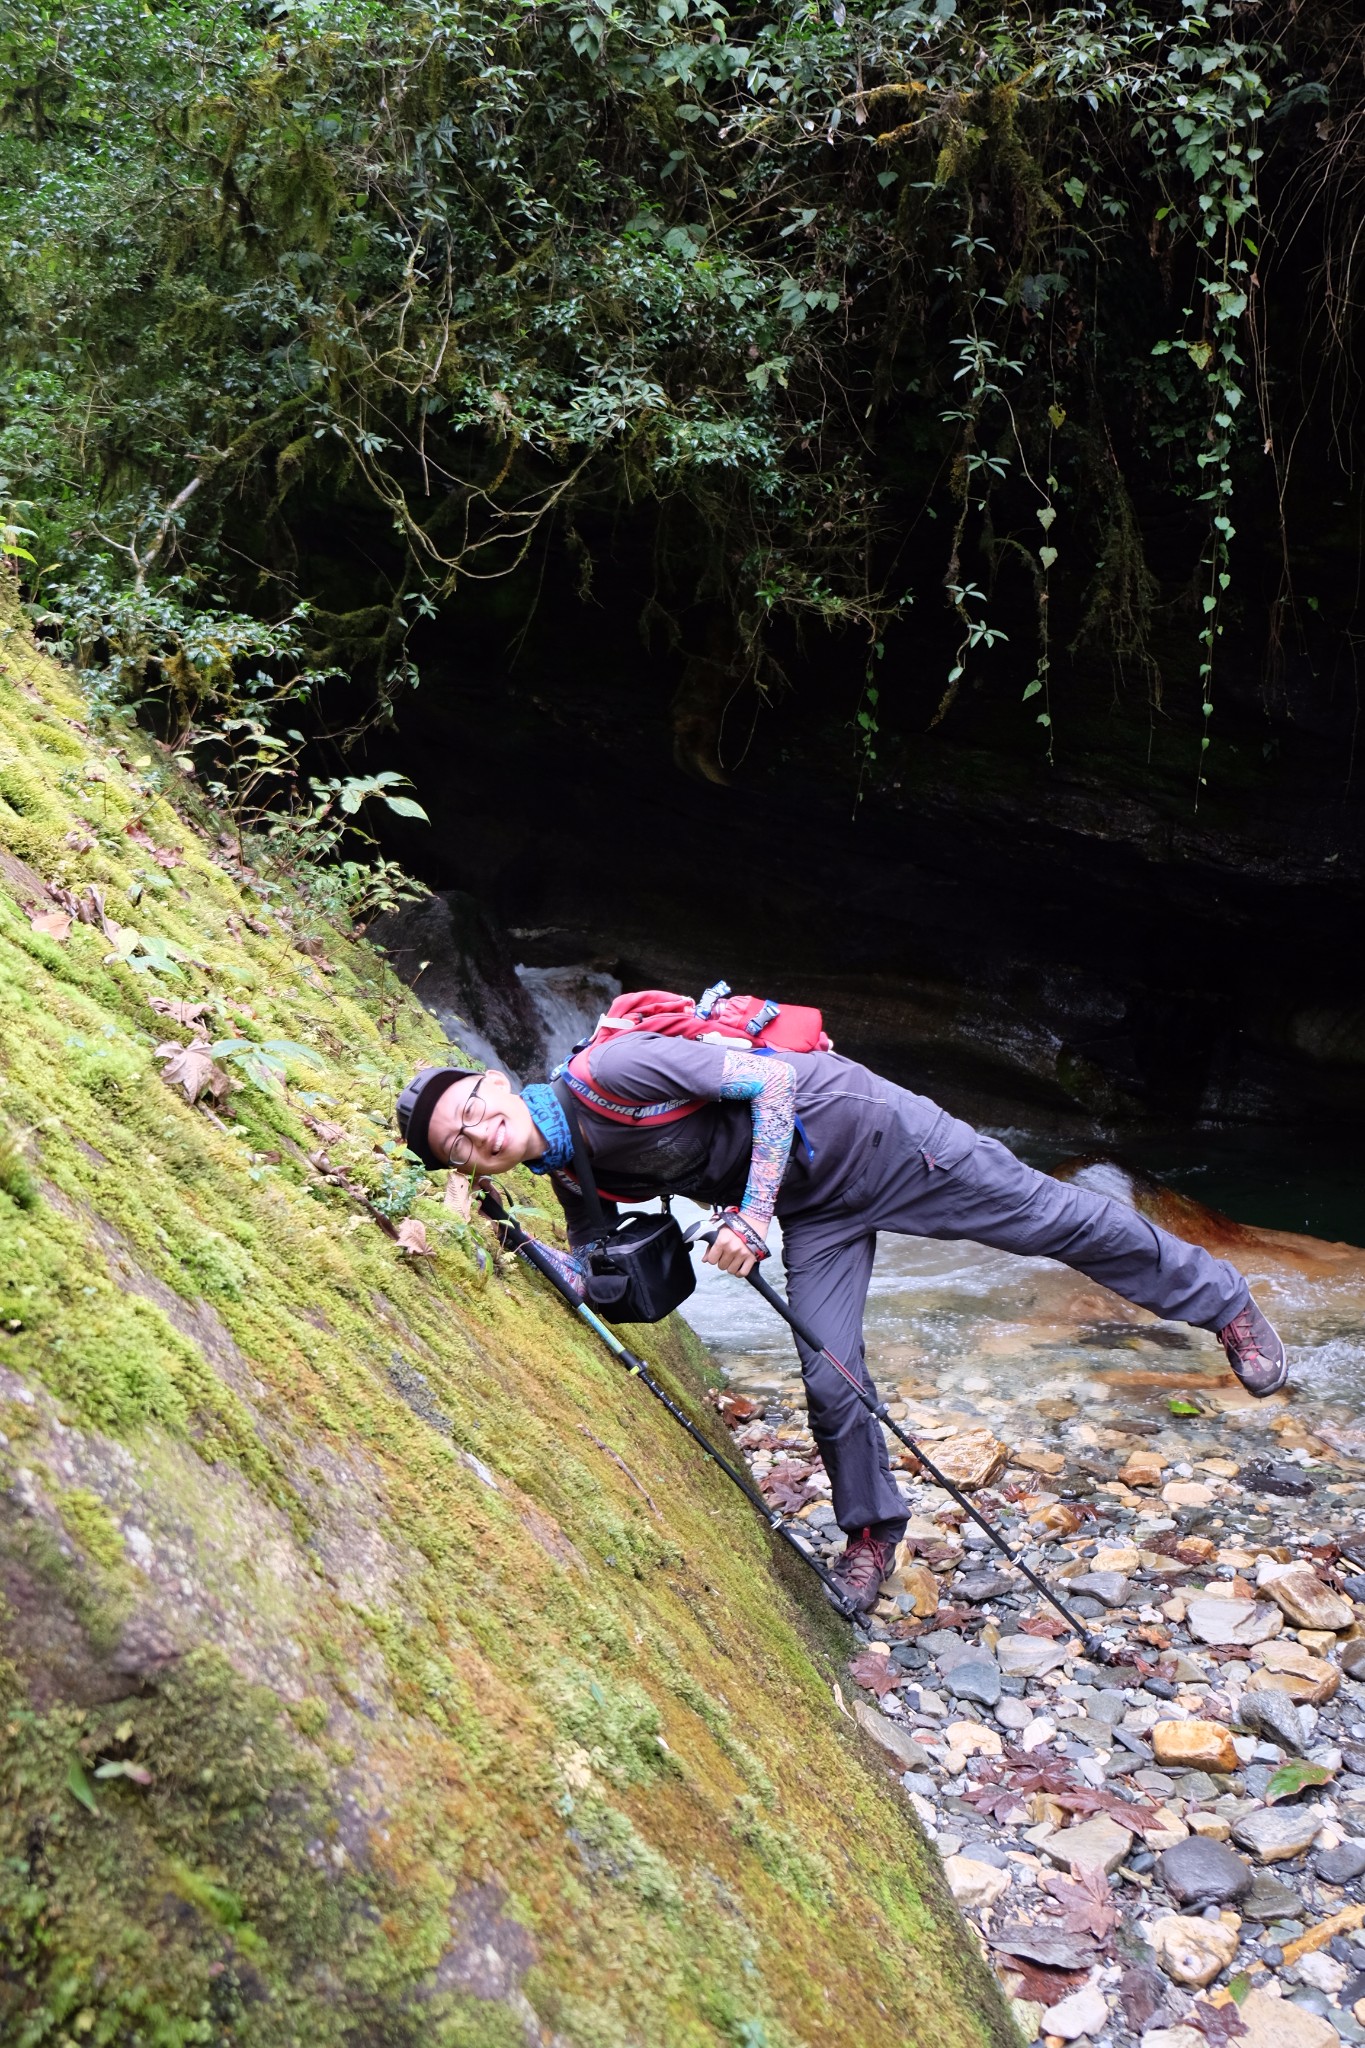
780, 1097, 1251, 1543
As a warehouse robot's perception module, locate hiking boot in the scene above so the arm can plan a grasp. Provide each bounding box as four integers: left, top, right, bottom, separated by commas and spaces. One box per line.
1216, 1300, 1289, 1397
829, 1528, 891, 1615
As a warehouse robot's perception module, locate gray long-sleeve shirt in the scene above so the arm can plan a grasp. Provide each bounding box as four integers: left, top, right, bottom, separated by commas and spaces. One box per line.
550, 1032, 941, 1249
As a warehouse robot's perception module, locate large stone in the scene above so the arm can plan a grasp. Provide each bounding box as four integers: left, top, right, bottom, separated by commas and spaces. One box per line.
1044, 1980, 1110, 2042
944, 1655, 1003, 1708
1239, 1689, 1310, 1756
1094, 1545, 1141, 1574
929, 1429, 1010, 1490
1163, 1481, 1217, 1509
1235, 1986, 1342, 2048
992, 1922, 1100, 1972
1068, 1571, 1134, 1608
1262, 1566, 1355, 1635
1341, 1640, 1365, 1683
1120, 1450, 1167, 1488
1150, 1912, 1240, 1987
1045, 1813, 1135, 1877
956, 1571, 1018, 1604
1187, 1596, 1284, 1647
1315, 1841, 1365, 1885
1242, 1872, 1306, 1921
1232, 1806, 1324, 1864
884, 1561, 941, 1617
1152, 1720, 1240, 1773
853, 1703, 936, 1774
1246, 1662, 1340, 1708
942, 1854, 1011, 1909
997, 1635, 1072, 1679
1156, 1835, 1254, 1908
1140, 2030, 1207, 2048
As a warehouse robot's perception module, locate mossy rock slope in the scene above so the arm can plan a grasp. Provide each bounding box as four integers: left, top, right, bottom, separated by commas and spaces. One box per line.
0, 597, 1014, 2048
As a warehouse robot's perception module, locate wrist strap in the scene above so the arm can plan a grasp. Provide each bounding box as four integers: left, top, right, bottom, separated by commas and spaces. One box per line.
720, 1208, 770, 1261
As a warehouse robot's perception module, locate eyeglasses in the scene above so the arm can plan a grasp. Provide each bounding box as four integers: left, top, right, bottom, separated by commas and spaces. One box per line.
443, 1076, 489, 1170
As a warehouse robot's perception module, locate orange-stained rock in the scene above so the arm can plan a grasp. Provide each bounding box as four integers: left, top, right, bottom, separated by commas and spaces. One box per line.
1262, 1566, 1354, 1634
1246, 1662, 1340, 1707
925, 1429, 1009, 1490
1151, 1720, 1240, 1773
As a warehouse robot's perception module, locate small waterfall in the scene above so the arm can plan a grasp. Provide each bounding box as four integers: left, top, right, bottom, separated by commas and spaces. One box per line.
515, 963, 623, 1071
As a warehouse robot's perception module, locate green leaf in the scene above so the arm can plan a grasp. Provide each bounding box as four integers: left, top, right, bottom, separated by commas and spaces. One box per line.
1036, 505, 1057, 531
67, 1759, 99, 1815
261, 1040, 326, 1069
1022, 681, 1043, 701
1047, 406, 1066, 430
1265, 1760, 1332, 1804
1228, 1974, 1251, 2006
381, 795, 429, 820
1039, 545, 1057, 570
1168, 1398, 1201, 1416
1036, 713, 1051, 728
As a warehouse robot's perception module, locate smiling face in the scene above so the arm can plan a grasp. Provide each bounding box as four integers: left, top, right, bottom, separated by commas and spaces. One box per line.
425, 1070, 544, 1176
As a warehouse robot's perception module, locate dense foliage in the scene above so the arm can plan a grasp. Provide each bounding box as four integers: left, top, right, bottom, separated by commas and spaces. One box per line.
1, 0, 1361, 787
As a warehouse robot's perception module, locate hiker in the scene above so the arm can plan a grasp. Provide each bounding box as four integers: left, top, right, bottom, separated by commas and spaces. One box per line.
396, 992, 1287, 1613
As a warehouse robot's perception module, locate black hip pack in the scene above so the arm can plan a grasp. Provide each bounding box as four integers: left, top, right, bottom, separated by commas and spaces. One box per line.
554, 1082, 696, 1323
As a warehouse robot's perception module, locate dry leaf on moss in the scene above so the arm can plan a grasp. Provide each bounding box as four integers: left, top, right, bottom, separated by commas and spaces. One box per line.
155, 1040, 216, 1101
149, 996, 209, 1028
303, 1115, 347, 1145
126, 821, 183, 867
29, 908, 72, 941
444, 1171, 472, 1221
395, 1218, 436, 1257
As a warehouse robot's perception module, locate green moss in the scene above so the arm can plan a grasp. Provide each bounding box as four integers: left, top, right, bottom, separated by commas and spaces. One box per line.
55, 1487, 126, 1571
0, 599, 1017, 2048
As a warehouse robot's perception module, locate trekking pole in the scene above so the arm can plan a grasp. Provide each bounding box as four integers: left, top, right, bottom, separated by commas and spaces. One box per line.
477, 1190, 859, 1621
703, 1235, 1104, 1656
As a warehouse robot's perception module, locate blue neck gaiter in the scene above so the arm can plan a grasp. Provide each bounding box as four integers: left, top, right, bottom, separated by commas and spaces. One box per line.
522, 1083, 573, 1172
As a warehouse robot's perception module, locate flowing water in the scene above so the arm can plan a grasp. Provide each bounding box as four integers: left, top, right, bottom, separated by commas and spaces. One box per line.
678, 1139, 1365, 1455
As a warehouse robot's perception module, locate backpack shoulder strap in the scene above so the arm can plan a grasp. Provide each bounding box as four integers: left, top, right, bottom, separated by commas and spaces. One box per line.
552, 1079, 611, 1243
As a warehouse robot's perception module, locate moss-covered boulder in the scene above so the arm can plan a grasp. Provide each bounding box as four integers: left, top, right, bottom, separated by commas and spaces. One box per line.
0, 598, 1014, 2047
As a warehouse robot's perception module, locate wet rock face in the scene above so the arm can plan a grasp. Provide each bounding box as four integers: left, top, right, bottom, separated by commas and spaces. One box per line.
368, 888, 546, 1078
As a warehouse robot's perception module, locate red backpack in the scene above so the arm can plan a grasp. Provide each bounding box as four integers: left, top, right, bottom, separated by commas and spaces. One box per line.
559, 980, 830, 1127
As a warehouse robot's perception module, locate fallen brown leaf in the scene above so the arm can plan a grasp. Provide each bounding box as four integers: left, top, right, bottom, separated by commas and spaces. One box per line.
155, 1040, 216, 1102
149, 996, 209, 1028
28, 908, 72, 942
847, 1651, 902, 1699
1041, 1865, 1119, 1940
395, 1218, 436, 1257
303, 1115, 347, 1146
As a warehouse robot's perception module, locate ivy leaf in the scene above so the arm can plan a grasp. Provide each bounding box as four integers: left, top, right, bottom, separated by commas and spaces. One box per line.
1039, 545, 1058, 570
1265, 1759, 1332, 1804
1022, 681, 1043, 700
1036, 505, 1057, 530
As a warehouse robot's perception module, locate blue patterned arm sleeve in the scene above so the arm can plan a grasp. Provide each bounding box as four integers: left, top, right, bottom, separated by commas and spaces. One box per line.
533, 1240, 588, 1302
718, 1050, 797, 1233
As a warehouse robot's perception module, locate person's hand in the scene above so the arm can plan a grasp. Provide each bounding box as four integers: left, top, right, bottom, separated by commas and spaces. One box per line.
704, 1221, 767, 1278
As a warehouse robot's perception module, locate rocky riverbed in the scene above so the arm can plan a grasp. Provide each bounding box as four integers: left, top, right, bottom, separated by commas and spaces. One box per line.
692, 1164, 1365, 2048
